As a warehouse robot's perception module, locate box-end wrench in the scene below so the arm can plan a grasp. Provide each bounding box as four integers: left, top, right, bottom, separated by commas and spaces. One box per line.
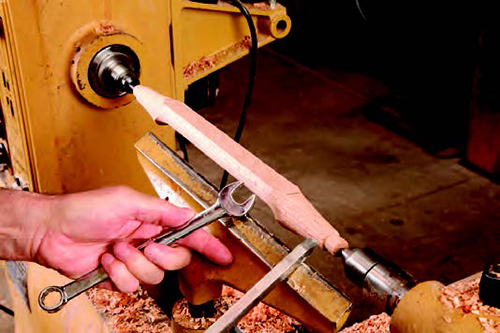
38, 181, 255, 313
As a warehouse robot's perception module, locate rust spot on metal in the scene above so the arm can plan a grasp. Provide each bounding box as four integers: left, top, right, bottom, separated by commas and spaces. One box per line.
76, 73, 86, 91
183, 36, 251, 80
250, 2, 272, 10
95, 21, 117, 35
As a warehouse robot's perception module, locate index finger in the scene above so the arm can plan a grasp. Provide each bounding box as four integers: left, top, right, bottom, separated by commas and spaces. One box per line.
176, 229, 233, 265
126, 190, 195, 228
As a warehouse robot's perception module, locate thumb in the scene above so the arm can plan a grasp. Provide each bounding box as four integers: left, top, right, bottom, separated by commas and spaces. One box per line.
114, 188, 195, 227
128, 190, 195, 227
157, 205, 195, 228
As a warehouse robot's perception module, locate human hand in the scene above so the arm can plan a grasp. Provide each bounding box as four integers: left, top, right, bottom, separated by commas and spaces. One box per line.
32, 186, 233, 293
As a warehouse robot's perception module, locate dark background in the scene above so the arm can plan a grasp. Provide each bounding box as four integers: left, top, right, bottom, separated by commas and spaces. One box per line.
271, 0, 484, 155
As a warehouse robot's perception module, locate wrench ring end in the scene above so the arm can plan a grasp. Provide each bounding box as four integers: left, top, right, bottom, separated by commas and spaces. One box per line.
38, 285, 67, 313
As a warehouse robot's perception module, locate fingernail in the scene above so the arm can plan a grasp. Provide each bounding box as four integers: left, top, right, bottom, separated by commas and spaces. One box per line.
144, 244, 160, 260
101, 253, 114, 265
151, 225, 163, 235
222, 249, 233, 265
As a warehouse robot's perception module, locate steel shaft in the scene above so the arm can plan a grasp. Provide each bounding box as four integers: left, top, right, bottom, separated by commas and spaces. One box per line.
88, 44, 140, 98
341, 248, 415, 314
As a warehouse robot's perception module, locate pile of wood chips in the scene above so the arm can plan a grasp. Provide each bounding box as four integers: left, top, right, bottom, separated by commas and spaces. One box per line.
172, 285, 302, 332
88, 285, 303, 332
440, 275, 500, 332
0, 166, 18, 189
87, 287, 171, 332
222, 286, 303, 332
339, 313, 391, 333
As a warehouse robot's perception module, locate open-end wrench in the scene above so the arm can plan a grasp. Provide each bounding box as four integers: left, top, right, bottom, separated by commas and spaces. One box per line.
38, 181, 255, 313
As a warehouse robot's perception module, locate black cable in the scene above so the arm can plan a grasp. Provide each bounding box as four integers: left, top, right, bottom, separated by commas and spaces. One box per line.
219, 0, 258, 189
0, 303, 14, 316
355, 0, 368, 22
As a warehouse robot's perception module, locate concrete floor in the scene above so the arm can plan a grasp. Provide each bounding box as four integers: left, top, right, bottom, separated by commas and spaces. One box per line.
186, 48, 500, 325
1, 48, 499, 331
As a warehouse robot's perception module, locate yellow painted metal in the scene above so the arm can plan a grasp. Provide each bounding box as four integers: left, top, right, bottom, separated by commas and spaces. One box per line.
0, 0, 177, 194
171, 0, 291, 96
0, 1, 290, 331
0, 0, 290, 194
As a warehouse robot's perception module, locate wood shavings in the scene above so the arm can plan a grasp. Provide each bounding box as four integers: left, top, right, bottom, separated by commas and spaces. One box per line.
87, 284, 304, 332
183, 36, 252, 79
440, 276, 500, 332
339, 313, 391, 333
172, 285, 303, 332
172, 298, 218, 330
87, 287, 171, 332
0, 166, 20, 189
224, 286, 302, 332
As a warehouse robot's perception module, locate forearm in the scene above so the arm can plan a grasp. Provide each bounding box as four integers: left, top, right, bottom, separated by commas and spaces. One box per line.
0, 189, 51, 261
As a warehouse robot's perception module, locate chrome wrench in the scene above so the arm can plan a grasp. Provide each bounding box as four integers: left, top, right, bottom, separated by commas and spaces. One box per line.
38, 181, 255, 313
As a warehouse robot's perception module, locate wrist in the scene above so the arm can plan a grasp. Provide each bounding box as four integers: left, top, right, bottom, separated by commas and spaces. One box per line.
0, 189, 54, 262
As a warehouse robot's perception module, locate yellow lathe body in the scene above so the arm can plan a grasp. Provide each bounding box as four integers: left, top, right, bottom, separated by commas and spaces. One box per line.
0, 0, 292, 331
0, 0, 290, 194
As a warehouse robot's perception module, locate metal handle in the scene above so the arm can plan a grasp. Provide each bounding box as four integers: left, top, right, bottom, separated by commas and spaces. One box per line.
138, 203, 226, 250
38, 267, 109, 312
38, 286, 66, 313
38, 204, 226, 313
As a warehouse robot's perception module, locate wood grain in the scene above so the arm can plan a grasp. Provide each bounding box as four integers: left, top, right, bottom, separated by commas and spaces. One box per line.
134, 85, 348, 254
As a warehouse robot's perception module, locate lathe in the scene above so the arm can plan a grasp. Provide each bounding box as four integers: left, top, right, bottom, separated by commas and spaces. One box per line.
0, 1, 498, 332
